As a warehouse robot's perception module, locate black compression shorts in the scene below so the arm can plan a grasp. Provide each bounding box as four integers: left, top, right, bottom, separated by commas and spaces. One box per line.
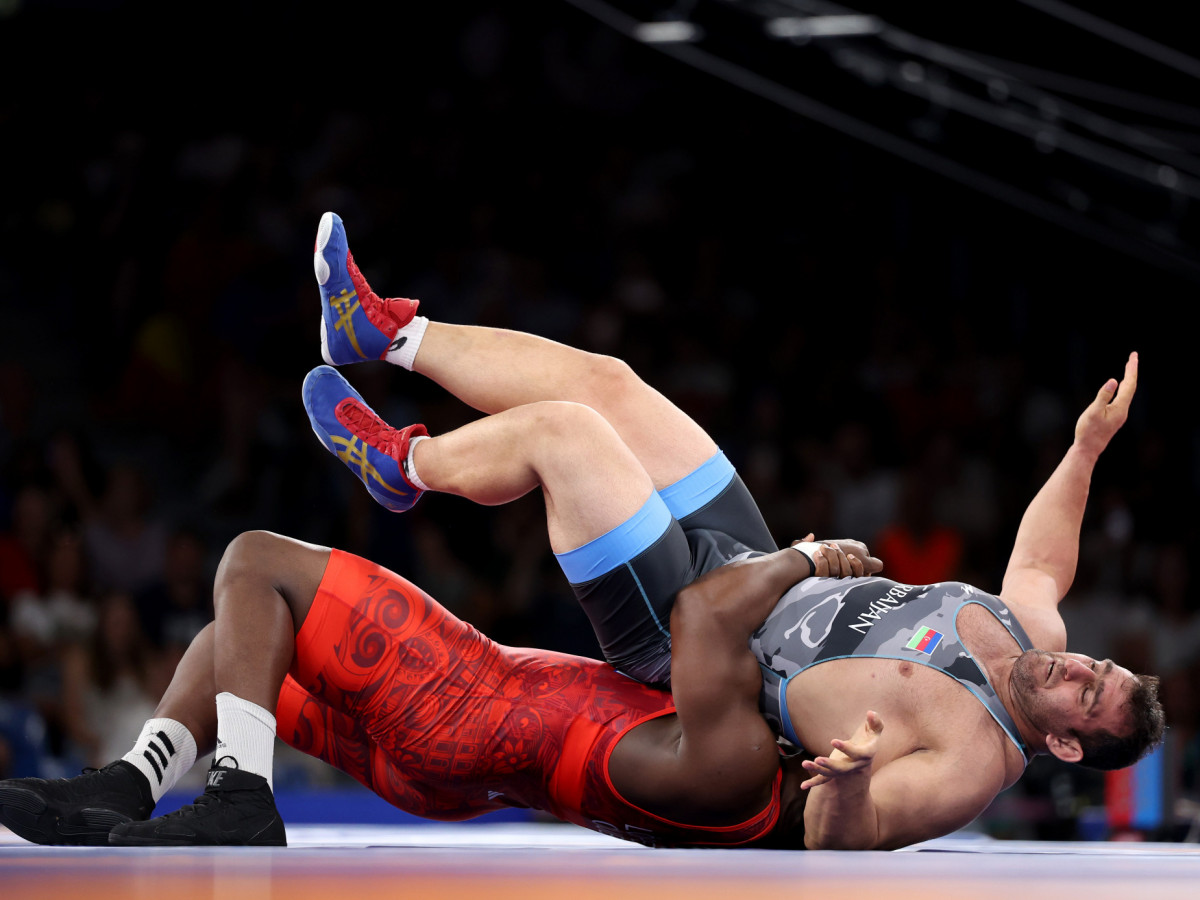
553, 451, 777, 685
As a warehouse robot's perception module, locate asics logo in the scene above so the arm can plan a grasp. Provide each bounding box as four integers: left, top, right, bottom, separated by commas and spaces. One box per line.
332, 435, 409, 497
331, 289, 367, 358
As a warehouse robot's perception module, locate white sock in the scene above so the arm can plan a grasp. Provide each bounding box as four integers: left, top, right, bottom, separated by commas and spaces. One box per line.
404, 434, 431, 491
213, 692, 276, 790
122, 718, 198, 803
383, 315, 429, 370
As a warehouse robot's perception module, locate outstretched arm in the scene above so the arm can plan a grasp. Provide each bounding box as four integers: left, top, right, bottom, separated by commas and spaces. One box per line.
1001, 352, 1138, 611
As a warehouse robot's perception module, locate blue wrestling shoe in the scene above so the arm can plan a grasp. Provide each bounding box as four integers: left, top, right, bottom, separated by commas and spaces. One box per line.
303, 365, 428, 512
314, 211, 420, 365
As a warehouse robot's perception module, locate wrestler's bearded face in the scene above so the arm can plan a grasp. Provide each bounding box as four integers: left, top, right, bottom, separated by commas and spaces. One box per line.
1010, 650, 1134, 747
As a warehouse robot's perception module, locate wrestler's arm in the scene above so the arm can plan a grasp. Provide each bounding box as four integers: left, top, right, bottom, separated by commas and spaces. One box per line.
656, 546, 864, 806
1000, 353, 1137, 615
804, 740, 1001, 850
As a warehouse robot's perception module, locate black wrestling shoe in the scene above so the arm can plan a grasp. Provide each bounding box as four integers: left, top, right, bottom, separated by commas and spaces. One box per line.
0, 760, 155, 846
109, 764, 286, 846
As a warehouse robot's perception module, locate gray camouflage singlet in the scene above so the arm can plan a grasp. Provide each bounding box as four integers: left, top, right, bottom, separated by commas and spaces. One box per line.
749, 576, 1034, 762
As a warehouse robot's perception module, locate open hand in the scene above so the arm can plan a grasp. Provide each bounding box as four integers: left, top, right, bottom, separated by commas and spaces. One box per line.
800, 710, 884, 790
1075, 352, 1137, 457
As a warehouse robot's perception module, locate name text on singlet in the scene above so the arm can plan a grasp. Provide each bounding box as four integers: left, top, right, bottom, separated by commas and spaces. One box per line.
848, 584, 919, 634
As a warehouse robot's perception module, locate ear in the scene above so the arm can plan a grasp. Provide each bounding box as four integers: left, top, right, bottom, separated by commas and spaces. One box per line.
1046, 732, 1084, 764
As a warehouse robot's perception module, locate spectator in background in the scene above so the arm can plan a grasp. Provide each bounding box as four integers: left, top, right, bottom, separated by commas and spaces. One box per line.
875, 470, 965, 586
60, 592, 160, 768
49, 431, 169, 595
134, 528, 213, 662
0, 484, 51, 604
9, 527, 97, 759
824, 422, 898, 545
1128, 542, 1200, 757
9, 527, 96, 650
80, 464, 168, 596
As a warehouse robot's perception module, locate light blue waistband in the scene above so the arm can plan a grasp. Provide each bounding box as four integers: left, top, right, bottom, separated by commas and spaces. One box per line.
657, 450, 735, 520
554, 491, 673, 584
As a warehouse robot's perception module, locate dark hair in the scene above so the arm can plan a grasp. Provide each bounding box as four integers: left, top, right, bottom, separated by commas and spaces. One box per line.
1074, 674, 1165, 771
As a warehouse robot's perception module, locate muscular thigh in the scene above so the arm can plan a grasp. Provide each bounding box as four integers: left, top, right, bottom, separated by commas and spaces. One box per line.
280, 548, 571, 817
569, 475, 777, 685
678, 474, 777, 554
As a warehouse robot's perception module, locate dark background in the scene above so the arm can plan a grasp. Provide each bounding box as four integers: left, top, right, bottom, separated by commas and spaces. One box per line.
0, 0, 1196, 837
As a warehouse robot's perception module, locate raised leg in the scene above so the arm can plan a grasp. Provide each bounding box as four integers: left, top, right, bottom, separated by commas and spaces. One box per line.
411, 400, 656, 554
313, 211, 718, 490
412, 325, 718, 490
307, 362, 658, 554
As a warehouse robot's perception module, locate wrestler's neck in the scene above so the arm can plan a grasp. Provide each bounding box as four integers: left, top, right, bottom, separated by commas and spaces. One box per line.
959, 608, 1050, 761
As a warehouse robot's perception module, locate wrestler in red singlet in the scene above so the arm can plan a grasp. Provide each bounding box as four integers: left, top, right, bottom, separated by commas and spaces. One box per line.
274, 549, 782, 848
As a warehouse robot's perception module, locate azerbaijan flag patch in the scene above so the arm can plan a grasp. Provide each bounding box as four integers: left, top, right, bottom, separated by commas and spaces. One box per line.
906, 626, 943, 655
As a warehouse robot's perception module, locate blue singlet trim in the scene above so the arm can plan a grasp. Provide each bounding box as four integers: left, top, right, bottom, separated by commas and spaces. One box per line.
555, 491, 673, 584
775, 672, 804, 748
657, 450, 735, 520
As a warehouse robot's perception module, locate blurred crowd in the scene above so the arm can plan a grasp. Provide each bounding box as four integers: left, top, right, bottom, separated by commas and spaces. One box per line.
1, 3, 1197, 835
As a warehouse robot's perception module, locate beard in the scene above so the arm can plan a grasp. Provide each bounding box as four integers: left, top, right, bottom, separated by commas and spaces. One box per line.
1009, 649, 1054, 733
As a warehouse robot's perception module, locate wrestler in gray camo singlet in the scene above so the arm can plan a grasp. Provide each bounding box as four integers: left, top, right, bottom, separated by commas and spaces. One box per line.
749, 576, 1034, 762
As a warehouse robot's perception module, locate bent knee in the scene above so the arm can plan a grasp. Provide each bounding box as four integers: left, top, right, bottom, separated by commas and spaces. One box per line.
578, 354, 642, 408
522, 400, 614, 443
216, 530, 287, 584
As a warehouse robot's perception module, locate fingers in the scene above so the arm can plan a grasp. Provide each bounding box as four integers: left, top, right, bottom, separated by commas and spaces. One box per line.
802, 539, 884, 578
861, 554, 885, 574
1096, 352, 1137, 412
829, 739, 872, 761
801, 750, 871, 783
800, 712, 883, 789
1092, 378, 1119, 413
800, 760, 839, 789
802, 756, 863, 777
813, 544, 853, 577
1112, 350, 1138, 412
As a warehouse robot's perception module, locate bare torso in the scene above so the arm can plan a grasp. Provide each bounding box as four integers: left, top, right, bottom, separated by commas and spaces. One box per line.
609, 579, 1070, 846
787, 599, 1063, 793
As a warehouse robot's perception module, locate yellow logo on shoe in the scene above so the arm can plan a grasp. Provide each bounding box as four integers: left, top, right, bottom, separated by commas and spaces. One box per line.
331, 289, 367, 358
332, 434, 408, 497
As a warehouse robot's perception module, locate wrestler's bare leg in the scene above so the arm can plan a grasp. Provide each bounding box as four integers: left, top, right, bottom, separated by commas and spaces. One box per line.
0, 532, 331, 845
317, 212, 717, 491
154, 532, 331, 754
411, 325, 718, 490
410, 399, 657, 553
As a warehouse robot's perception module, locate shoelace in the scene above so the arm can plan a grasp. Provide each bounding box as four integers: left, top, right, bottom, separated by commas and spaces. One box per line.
336, 400, 400, 454
346, 251, 415, 334
159, 791, 219, 819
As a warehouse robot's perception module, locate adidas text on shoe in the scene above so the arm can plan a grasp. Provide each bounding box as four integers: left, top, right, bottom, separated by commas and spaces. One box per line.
0, 761, 154, 846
